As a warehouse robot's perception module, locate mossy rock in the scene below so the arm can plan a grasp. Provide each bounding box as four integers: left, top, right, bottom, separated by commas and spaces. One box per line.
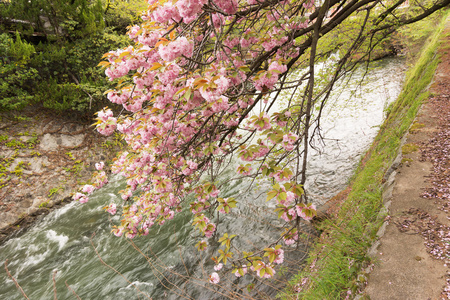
402, 143, 419, 155
409, 122, 425, 133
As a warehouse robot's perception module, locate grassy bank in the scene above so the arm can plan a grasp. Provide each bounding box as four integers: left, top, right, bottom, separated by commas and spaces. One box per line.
282, 10, 449, 299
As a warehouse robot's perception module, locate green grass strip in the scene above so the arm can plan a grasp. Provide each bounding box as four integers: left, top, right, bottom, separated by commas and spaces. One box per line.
281, 10, 450, 300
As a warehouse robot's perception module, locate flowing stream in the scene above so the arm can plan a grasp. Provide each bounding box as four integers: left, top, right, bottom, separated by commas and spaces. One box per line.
0, 57, 406, 299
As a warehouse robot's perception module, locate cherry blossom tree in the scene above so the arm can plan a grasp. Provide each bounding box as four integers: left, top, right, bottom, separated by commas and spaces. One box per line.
76, 0, 449, 284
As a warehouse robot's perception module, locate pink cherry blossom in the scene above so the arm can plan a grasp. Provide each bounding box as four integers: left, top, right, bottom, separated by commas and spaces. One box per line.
79, 195, 89, 204
204, 223, 216, 238
255, 262, 275, 279
296, 203, 316, 221
158, 37, 193, 62
113, 228, 123, 237
214, 263, 223, 271
73, 192, 84, 201
91, 0, 347, 282
209, 272, 220, 284
274, 248, 284, 264
95, 162, 105, 171
82, 184, 95, 194
107, 203, 117, 215
283, 231, 299, 245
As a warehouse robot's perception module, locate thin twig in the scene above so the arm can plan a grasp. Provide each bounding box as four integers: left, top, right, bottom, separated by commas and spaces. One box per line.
65, 281, 82, 300
90, 233, 152, 300
4, 260, 30, 300
53, 270, 58, 300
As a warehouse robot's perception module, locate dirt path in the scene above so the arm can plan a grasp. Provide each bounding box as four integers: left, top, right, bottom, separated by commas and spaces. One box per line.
364, 20, 450, 299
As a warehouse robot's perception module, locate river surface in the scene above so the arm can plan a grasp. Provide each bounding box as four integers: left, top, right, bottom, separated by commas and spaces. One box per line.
0, 57, 405, 299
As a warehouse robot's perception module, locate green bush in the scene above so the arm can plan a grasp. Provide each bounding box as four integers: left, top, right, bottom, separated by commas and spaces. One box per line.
0, 63, 38, 110
0, 33, 38, 110
9, 32, 35, 61
0, 28, 129, 112
0, 33, 12, 58
38, 30, 129, 112
0, 0, 138, 114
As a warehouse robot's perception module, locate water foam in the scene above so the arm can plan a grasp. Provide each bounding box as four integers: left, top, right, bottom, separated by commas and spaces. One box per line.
46, 230, 69, 251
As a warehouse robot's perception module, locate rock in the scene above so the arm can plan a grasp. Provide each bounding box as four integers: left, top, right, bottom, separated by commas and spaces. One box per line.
32, 196, 48, 208
39, 133, 59, 151
39, 133, 85, 151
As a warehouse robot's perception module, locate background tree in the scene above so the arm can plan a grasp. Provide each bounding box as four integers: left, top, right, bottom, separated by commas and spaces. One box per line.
0, 0, 104, 40
103, 0, 149, 33
0, 0, 145, 112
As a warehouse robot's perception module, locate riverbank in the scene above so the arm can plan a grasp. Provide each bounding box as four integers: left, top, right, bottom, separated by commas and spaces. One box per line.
0, 108, 121, 244
284, 11, 450, 299
364, 15, 450, 297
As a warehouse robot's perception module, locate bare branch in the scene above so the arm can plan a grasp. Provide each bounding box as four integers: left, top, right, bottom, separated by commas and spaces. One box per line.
53, 270, 58, 300
90, 233, 152, 300
65, 281, 82, 300
4, 260, 30, 300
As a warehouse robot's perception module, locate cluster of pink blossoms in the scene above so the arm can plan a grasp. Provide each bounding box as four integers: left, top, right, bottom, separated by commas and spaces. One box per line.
253, 61, 288, 91
191, 204, 218, 237
253, 262, 276, 279
81, 0, 320, 282
209, 272, 220, 284
106, 203, 117, 215
279, 197, 316, 223
73, 161, 108, 204
209, 246, 284, 281
273, 248, 285, 264
282, 132, 299, 151
284, 230, 299, 246
234, 265, 248, 277
96, 109, 117, 136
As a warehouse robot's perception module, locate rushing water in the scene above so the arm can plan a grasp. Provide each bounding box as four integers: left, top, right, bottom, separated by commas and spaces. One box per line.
305, 57, 406, 204
0, 57, 405, 299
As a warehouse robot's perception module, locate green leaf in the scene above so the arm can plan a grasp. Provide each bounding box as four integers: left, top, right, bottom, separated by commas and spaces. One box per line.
243, 251, 253, 258
175, 86, 188, 96
195, 240, 207, 251
269, 253, 275, 263
253, 261, 262, 270
278, 210, 284, 218
293, 184, 304, 196
278, 192, 287, 201
218, 233, 229, 243
149, 62, 163, 70
283, 182, 293, 190
266, 190, 278, 201
238, 65, 251, 72
184, 88, 192, 100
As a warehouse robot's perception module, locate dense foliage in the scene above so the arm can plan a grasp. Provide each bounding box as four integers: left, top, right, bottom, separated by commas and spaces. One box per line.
0, 0, 144, 112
